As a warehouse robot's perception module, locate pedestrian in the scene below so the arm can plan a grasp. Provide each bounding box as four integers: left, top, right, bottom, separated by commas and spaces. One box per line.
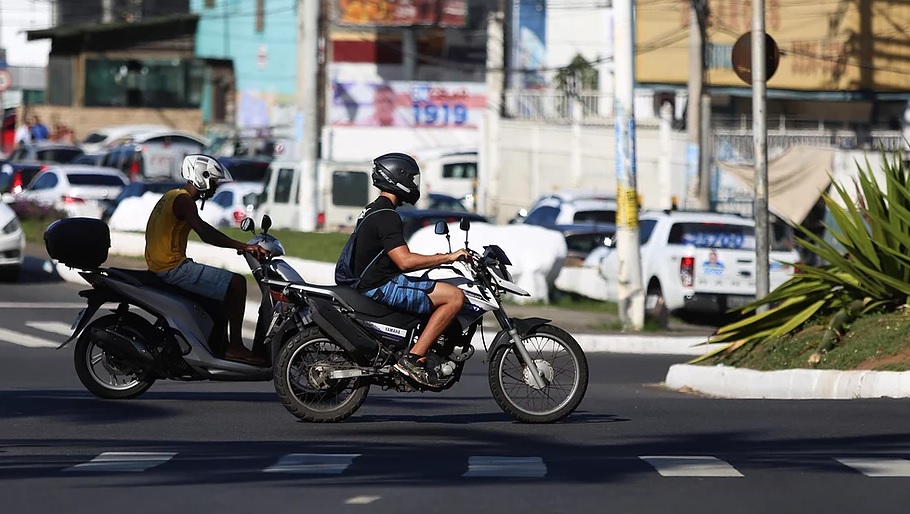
14, 117, 32, 147
30, 116, 49, 141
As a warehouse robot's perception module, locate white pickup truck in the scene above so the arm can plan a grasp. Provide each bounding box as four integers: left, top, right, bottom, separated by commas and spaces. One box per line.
570, 210, 800, 317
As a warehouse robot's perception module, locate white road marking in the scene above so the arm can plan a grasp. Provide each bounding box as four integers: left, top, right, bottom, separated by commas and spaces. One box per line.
640, 456, 744, 477
463, 456, 547, 478
345, 496, 382, 505
836, 458, 910, 477
26, 321, 75, 337
0, 327, 60, 348
0, 302, 114, 309
64, 452, 177, 473
263, 453, 360, 474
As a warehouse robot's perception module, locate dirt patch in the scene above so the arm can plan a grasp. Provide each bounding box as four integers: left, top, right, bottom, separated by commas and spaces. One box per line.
856, 346, 910, 370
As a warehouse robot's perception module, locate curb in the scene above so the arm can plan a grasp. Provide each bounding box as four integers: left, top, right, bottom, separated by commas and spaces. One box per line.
665, 363, 910, 399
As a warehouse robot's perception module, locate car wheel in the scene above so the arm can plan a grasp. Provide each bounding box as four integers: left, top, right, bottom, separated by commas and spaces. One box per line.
645, 279, 670, 329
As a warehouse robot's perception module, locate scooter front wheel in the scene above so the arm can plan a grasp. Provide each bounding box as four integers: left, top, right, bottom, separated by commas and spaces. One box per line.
488, 324, 588, 423
273, 327, 370, 423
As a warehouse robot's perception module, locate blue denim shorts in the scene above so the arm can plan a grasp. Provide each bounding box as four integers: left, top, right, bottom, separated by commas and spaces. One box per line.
156, 259, 233, 301
364, 274, 436, 315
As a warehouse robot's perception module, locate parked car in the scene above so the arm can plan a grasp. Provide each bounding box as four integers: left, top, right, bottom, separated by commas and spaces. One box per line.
582, 210, 800, 317
553, 223, 617, 267
79, 124, 170, 154
208, 182, 265, 227
0, 202, 25, 282
100, 130, 209, 181
0, 143, 85, 197
522, 190, 617, 227
100, 178, 185, 222
399, 192, 468, 213
216, 156, 272, 183
19, 166, 129, 219
69, 153, 106, 166
398, 209, 488, 240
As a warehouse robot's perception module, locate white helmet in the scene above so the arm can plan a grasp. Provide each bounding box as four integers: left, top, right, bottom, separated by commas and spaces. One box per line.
180, 154, 232, 192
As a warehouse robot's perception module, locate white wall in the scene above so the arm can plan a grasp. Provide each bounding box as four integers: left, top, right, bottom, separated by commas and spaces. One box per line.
545, 2, 614, 99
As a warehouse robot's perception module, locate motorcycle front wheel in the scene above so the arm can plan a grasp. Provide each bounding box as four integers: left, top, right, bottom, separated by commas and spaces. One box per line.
273, 327, 370, 423
488, 324, 588, 423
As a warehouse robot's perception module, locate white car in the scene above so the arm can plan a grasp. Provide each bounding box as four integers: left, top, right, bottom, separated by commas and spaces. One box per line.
522, 190, 617, 226
581, 210, 800, 316
19, 166, 129, 219
0, 202, 25, 282
208, 182, 264, 227
100, 129, 210, 180
80, 124, 170, 154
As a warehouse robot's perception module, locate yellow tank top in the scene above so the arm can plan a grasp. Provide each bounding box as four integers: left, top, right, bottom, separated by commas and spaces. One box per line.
145, 188, 192, 273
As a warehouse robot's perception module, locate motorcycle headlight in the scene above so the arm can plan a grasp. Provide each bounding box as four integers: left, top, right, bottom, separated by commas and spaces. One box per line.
2, 217, 20, 235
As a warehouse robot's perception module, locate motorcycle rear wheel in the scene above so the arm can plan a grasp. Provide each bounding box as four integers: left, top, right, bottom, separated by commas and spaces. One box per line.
73, 313, 157, 399
488, 324, 588, 423
273, 327, 370, 423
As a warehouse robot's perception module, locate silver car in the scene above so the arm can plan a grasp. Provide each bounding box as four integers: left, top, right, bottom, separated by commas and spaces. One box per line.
0, 202, 25, 282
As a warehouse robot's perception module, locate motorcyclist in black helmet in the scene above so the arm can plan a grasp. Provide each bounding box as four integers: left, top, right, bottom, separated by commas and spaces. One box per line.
335, 152, 469, 387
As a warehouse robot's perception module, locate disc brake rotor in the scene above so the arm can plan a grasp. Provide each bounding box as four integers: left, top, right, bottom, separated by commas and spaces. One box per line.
523, 359, 555, 390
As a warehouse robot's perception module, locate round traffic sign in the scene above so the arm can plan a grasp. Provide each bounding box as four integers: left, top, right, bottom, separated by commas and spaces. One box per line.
0, 70, 12, 92
731, 32, 781, 85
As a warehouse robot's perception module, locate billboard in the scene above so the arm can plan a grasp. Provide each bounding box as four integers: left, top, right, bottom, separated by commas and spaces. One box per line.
510, 0, 547, 88
336, 0, 467, 27
331, 81, 486, 128
635, 0, 910, 92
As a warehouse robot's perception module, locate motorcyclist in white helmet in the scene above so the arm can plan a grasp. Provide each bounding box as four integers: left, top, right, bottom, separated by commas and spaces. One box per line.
145, 154, 269, 365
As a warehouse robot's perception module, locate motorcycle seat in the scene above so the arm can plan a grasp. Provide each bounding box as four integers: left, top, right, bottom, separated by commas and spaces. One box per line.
318, 284, 401, 318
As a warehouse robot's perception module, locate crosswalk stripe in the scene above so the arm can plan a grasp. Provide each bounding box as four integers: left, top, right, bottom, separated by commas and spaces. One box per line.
640, 456, 743, 477
263, 453, 360, 474
0, 327, 59, 348
26, 321, 75, 337
463, 456, 547, 478
63, 452, 177, 473
0, 302, 116, 309
836, 458, 910, 477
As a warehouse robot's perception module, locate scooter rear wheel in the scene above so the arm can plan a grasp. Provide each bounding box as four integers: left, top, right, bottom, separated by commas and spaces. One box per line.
273, 327, 370, 423
74, 314, 157, 399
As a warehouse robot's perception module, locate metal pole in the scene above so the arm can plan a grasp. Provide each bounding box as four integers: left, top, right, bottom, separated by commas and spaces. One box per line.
685, 0, 704, 209
614, 0, 644, 330
296, 0, 320, 232
658, 100, 673, 211
480, 6, 505, 220
752, 0, 770, 303
699, 94, 712, 209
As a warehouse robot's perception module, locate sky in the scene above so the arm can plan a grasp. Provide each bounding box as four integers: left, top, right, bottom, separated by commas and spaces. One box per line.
1, 0, 53, 67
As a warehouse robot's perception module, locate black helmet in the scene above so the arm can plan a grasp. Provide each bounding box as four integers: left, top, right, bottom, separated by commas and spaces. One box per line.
372, 152, 421, 205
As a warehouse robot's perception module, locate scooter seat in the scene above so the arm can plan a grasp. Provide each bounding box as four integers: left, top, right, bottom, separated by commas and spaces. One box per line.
105, 267, 226, 319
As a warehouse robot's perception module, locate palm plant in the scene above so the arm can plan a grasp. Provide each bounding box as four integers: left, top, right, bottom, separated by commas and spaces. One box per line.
696, 152, 910, 363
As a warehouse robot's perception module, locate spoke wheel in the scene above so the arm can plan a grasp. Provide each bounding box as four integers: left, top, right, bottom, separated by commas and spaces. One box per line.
73, 314, 156, 399
488, 324, 588, 423
273, 327, 370, 423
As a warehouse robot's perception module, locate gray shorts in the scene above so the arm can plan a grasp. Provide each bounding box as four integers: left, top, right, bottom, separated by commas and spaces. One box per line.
156, 259, 232, 300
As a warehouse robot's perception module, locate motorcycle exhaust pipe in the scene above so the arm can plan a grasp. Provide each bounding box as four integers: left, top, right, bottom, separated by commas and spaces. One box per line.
89, 327, 155, 364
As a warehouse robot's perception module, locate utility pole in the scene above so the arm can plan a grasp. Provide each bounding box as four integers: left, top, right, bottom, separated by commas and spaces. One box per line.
685, 0, 704, 209
752, 0, 770, 304
296, 0, 320, 232
479, 2, 505, 220
614, 0, 644, 330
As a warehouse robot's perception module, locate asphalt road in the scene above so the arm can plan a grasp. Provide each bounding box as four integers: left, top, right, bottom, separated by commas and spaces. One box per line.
3, 257, 910, 513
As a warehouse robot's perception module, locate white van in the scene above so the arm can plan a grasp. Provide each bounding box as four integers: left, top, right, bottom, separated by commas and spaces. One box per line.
416, 148, 478, 210
256, 159, 430, 232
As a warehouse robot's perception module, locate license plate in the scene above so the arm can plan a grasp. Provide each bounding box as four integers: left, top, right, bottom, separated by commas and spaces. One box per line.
70, 308, 86, 331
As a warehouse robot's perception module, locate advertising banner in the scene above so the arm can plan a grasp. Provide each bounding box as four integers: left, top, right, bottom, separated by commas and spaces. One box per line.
331, 81, 486, 128
636, 0, 910, 92
336, 0, 467, 27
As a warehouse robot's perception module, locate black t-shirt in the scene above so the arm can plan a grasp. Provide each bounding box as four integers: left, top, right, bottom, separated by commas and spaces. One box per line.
352, 196, 407, 291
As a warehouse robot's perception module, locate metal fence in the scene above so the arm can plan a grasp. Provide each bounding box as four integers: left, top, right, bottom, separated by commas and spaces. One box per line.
503, 89, 663, 128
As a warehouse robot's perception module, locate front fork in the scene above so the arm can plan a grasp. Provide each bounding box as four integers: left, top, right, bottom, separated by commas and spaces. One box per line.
492, 308, 548, 389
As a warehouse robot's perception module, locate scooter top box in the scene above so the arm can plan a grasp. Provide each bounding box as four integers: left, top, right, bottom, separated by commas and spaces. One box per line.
44, 217, 111, 269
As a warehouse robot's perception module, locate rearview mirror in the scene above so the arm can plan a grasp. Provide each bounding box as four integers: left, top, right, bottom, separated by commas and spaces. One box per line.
434, 221, 449, 235
459, 218, 471, 231
262, 215, 272, 233
240, 217, 255, 233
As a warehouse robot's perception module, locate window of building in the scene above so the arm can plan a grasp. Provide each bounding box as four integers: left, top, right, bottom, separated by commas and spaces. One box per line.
83, 58, 204, 109
256, 0, 265, 32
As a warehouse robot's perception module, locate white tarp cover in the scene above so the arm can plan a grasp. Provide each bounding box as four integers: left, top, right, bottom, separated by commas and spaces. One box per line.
716, 146, 835, 224
108, 192, 225, 232
407, 222, 567, 302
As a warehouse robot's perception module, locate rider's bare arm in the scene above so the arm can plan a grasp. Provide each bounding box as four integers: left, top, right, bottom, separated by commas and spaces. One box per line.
173, 193, 246, 251
387, 246, 468, 272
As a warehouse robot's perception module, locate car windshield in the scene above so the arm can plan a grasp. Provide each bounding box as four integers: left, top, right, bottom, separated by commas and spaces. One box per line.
36, 148, 83, 163
242, 191, 260, 207
67, 174, 125, 186
573, 210, 616, 224
82, 133, 107, 144
668, 222, 756, 249
224, 160, 270, 182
